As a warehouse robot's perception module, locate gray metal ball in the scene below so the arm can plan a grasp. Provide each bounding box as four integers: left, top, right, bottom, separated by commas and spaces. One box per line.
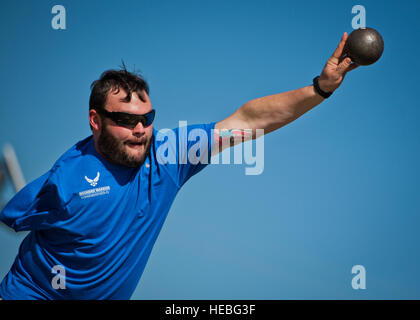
344, 27, 384, 66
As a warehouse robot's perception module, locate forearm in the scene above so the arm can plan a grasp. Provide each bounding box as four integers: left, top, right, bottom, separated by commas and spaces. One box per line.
215, 32, 358, 148
240, 85, 324, 134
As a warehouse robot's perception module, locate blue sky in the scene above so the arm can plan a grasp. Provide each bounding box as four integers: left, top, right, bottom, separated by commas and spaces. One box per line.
0, 0, 419, 299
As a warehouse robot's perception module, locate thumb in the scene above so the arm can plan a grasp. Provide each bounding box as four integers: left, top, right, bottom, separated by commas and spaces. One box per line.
337, 57, 352, 74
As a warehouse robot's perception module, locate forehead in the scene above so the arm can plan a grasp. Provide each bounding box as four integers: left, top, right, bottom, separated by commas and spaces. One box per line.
106, 88, 151, 114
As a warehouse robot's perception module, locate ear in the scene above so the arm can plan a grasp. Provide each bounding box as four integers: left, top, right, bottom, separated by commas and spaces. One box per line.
89, 110, 102, 131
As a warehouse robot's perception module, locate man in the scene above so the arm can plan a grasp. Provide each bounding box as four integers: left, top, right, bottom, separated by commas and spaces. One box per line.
0, 33, 358, 299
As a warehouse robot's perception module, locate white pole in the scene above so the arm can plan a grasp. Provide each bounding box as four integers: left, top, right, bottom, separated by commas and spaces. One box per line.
3, 143, 26, 192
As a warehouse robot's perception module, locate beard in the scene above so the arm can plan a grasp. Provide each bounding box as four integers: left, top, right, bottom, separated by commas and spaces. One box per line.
97, 125, 152, 168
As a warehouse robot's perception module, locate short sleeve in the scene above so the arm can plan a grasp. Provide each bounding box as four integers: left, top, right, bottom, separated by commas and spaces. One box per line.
154, 122, 216, 188
0, 170, 66, 232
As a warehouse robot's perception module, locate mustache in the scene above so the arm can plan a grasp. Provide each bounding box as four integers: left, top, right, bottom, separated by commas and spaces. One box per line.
125, 137, 148, 144
98, 127, 151, 167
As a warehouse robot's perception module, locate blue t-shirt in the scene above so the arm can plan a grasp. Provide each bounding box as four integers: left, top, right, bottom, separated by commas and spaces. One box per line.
0, 122, 215, 299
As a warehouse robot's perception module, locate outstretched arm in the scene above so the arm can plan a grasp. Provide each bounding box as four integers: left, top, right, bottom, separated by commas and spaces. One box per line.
214, 32, 359, 153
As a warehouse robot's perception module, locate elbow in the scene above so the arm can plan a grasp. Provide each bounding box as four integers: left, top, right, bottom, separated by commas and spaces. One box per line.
242, 102, 295, 131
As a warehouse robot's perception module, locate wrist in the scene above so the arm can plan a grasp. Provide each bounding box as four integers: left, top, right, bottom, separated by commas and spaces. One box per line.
317, 77, 335, 93
312, 76, 333, 99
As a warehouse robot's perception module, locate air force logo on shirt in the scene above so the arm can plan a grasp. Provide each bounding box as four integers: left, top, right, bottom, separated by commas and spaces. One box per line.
79, 171, 111, 199
85, 172, 100, 186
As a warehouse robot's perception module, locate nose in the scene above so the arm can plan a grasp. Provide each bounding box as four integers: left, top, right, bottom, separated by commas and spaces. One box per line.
132, 121, 146, 136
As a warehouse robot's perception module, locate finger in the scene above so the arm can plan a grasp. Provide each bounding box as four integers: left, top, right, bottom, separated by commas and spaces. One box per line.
346, 63, 360, 73
336, 57, 353, 74
339, 58, 360, 75
332, 32, 348, 60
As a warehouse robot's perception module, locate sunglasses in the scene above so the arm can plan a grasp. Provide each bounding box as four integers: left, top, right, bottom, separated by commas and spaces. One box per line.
97, 108, 155, 128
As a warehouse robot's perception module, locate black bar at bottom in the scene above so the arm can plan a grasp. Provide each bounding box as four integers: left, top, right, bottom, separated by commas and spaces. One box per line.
0, 300, 418, 318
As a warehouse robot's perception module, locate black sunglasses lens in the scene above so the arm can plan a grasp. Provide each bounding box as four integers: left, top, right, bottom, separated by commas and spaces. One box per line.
114, 115, 138, 127
122, 110, 155, 127
102, 109, 155, 128
144, 110, 155, 126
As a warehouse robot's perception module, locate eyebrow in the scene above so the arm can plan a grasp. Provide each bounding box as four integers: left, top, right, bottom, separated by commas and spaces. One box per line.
103, 108, 152, 116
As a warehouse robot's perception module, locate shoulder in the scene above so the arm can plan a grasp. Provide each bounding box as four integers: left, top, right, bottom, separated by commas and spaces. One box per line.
152, 122, 217, 147
149, 122, 217, 187
52, 135, 94, 169
46, 136, 98, 201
